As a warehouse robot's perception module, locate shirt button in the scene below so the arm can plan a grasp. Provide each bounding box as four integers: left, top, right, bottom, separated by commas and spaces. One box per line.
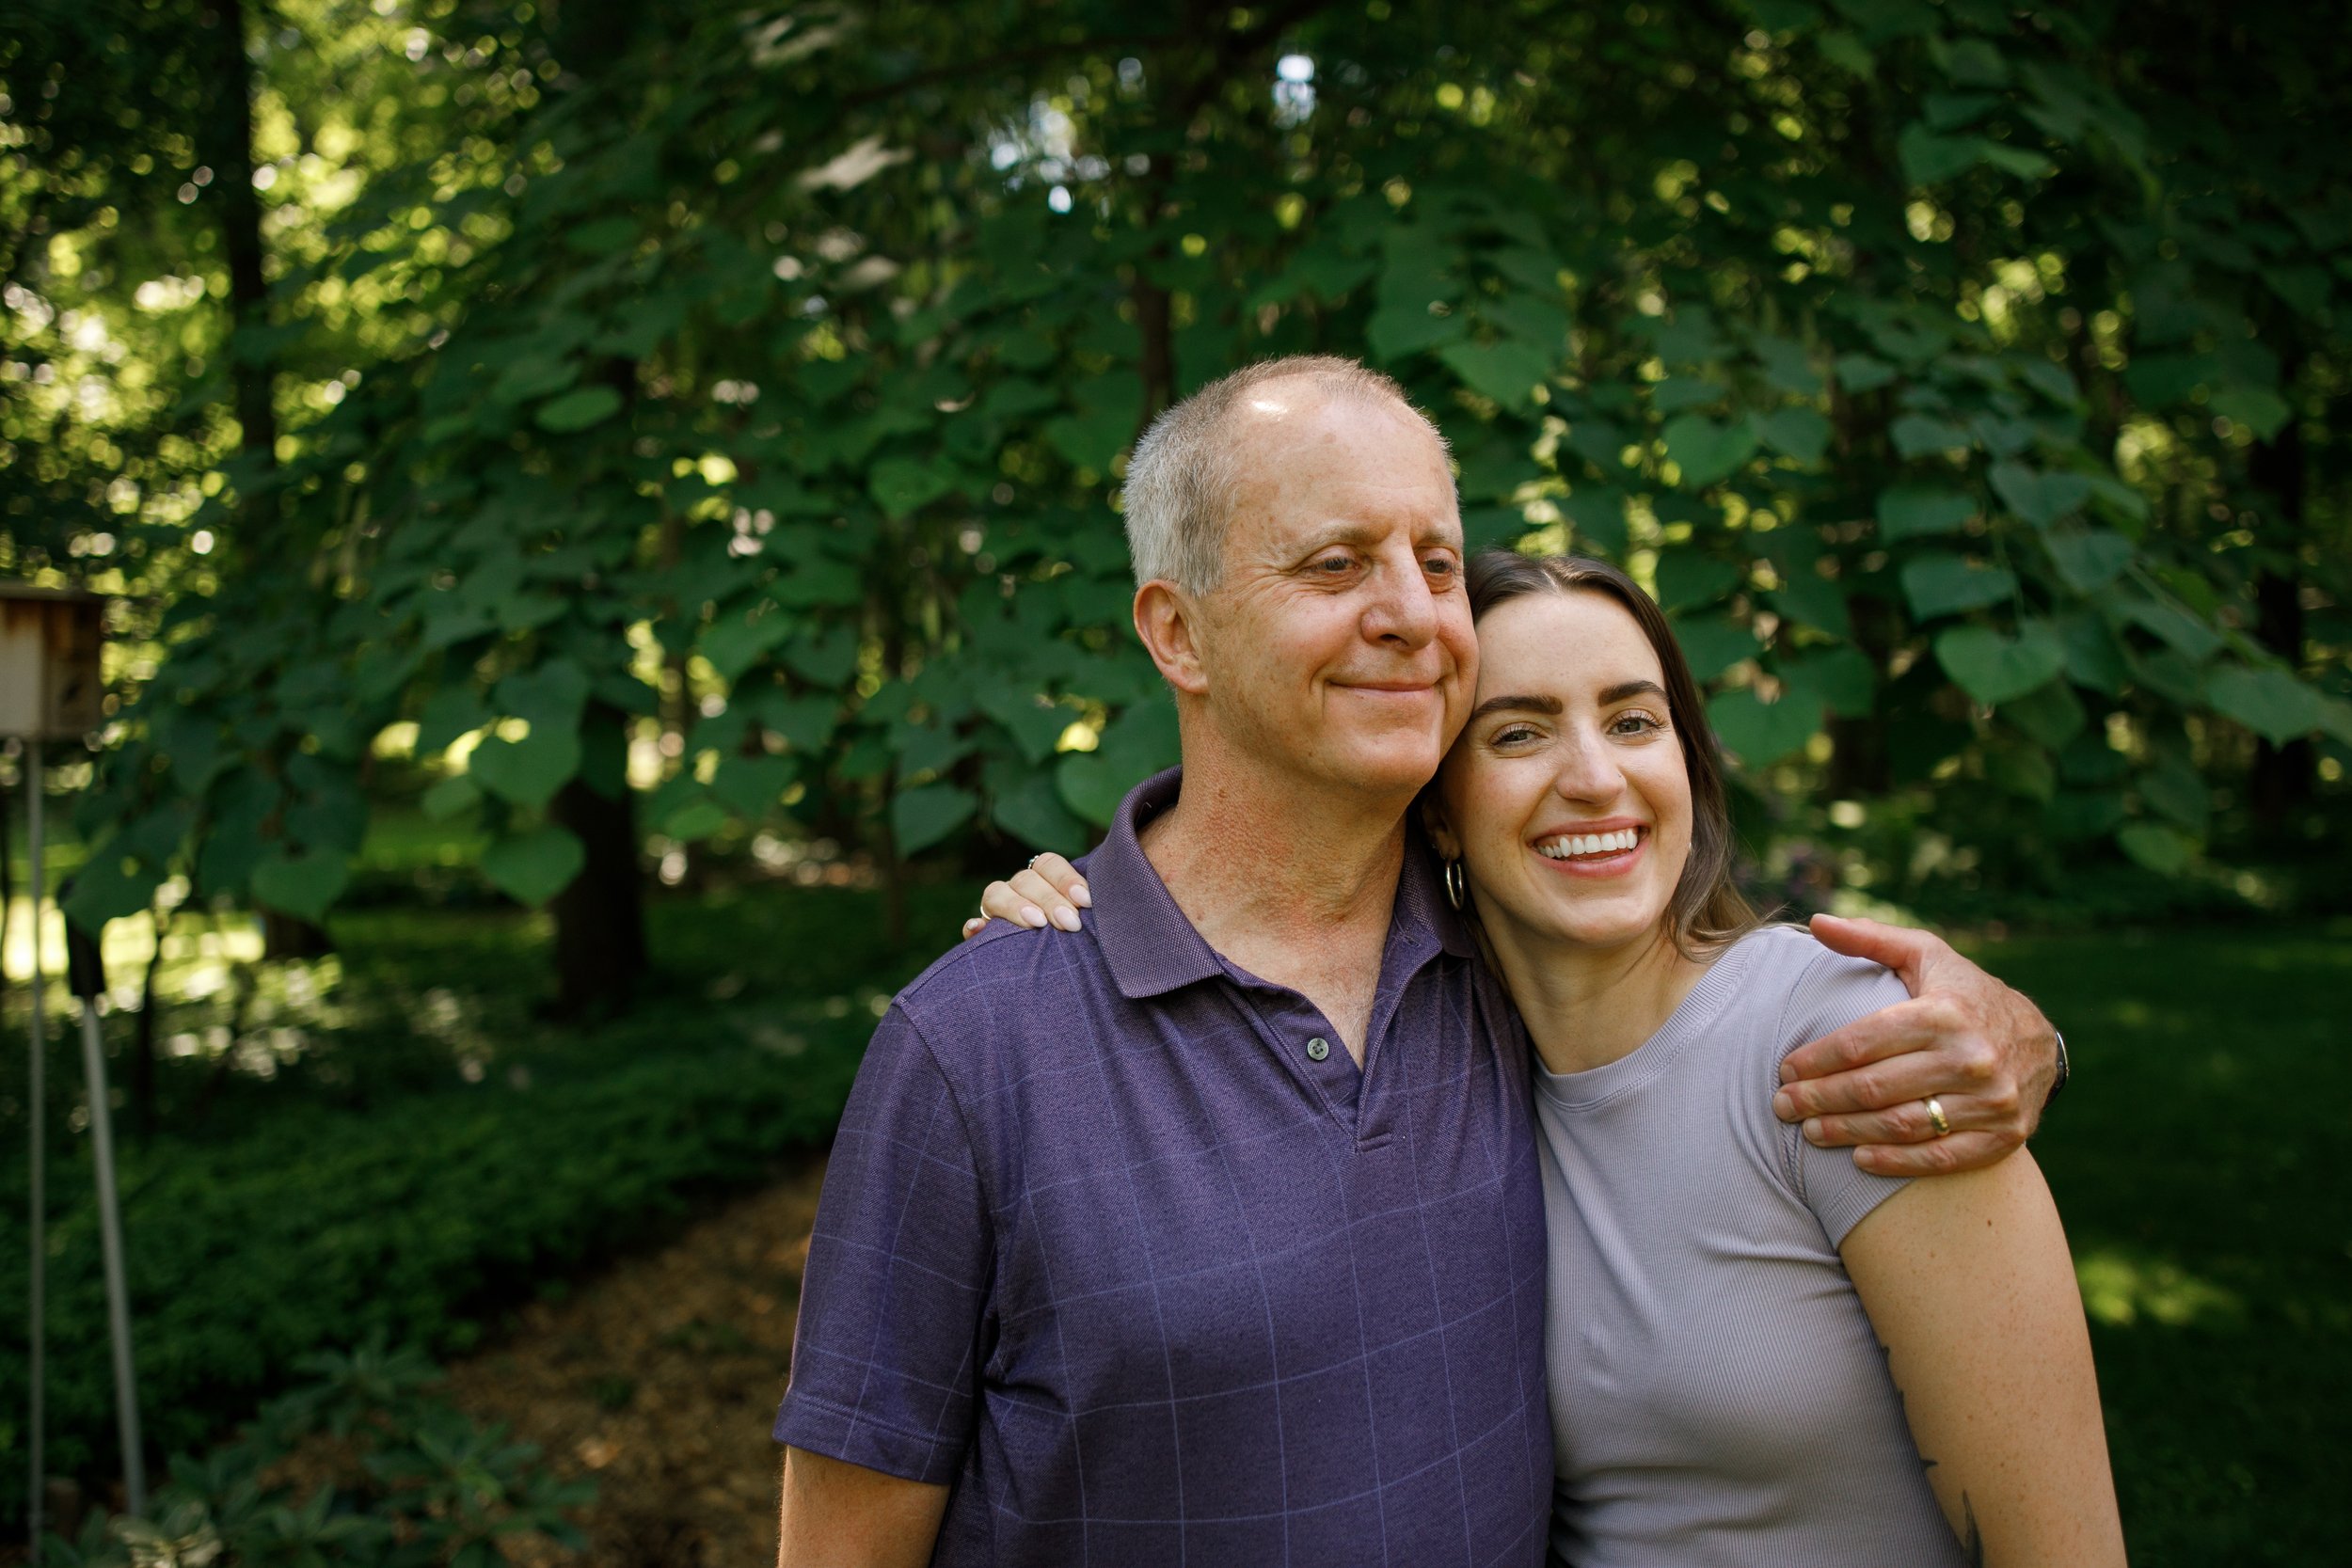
1306, 1037, 1330, 1062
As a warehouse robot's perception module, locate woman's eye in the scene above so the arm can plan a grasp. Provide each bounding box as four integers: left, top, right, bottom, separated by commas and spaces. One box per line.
1492, 725, 1539, 746
1610, 711, 1665, 736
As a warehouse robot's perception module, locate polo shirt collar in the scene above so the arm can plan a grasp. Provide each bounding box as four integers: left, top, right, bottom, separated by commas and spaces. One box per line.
1089, 766, 1475, 1003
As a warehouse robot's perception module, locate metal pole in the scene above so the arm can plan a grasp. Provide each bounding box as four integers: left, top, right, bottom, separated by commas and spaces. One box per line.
74, 995, 144, 1513
24, 737, 43, 1562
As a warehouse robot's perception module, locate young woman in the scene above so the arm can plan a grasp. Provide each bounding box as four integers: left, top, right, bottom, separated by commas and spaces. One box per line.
975, 553, 2126, 1566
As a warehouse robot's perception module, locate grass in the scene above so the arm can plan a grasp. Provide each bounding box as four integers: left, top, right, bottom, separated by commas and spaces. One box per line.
1970, 924, 2352, 1568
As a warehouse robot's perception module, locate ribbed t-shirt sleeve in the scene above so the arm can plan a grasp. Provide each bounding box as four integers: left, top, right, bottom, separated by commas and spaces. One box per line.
772, 1002, 990, 1484
1773, 945, 1917, 1249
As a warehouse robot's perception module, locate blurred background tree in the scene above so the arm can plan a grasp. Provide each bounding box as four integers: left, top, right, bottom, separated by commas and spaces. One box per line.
6, 0, 2351, 1554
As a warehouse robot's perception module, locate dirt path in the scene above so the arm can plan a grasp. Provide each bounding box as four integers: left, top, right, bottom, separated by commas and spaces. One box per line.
439, 1159, 830, 1568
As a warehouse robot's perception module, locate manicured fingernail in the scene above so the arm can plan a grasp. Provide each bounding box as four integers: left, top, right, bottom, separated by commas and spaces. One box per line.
1053, 906, 1082, 932
1020, 904, 1045, 927
1803, 1117, 1827, 1145
1071, 882, 1092, 908
1772, 1090, 1796, 1119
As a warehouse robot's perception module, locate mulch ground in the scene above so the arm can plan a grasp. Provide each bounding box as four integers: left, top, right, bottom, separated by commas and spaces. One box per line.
439, 1158, 830, 1568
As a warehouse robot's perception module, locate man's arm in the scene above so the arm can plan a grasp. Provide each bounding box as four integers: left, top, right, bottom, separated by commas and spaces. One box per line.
776, 1447, 949, 1568
1772, 914, 2059, 1177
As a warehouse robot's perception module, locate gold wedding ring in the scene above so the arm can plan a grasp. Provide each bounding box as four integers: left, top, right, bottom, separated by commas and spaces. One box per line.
1925, 1096, 1951, 1137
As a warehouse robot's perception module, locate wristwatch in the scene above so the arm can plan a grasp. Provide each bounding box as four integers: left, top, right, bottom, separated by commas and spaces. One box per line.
2042, 1028, 2070, 1108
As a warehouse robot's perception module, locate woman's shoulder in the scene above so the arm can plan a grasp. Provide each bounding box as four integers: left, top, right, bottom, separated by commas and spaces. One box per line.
1718, 923, 1912, 1063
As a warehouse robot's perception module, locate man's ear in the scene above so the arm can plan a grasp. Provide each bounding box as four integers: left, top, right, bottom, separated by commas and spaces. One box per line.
1133, 580, 1212, 696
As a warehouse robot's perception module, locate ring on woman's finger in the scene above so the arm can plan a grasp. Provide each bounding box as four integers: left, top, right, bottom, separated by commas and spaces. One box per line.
1924, 1095, 1951, 1137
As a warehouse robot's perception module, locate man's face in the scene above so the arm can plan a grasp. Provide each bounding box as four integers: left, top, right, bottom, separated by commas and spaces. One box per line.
1185, 384, 1476, 802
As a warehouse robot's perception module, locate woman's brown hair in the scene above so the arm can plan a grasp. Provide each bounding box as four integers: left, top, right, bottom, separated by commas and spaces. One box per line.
1459, 551, 1759, 958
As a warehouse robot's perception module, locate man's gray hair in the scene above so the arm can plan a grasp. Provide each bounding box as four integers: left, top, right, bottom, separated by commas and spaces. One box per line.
1120, 355, 1450, 594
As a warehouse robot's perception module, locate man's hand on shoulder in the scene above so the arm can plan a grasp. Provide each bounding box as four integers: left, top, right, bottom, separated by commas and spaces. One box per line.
1772, 913, 2059, 1178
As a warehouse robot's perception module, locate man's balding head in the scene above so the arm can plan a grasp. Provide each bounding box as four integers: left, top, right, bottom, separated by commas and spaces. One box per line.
1122, 356, 1452, 595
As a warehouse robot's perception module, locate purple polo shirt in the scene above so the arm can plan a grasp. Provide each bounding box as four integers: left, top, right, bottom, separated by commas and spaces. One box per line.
774, 768, 1550, 1566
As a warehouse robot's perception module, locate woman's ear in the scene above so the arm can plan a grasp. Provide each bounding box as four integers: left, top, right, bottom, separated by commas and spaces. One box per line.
1420, 797, 1463, 862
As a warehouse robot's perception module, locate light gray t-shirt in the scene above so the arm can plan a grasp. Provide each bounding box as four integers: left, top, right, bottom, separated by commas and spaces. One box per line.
1532, 924, 1964, 1568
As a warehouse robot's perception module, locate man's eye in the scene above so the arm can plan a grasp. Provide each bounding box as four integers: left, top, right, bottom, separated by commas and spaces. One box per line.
1424, 554, 1460, 578
1313, 555, 1355, 574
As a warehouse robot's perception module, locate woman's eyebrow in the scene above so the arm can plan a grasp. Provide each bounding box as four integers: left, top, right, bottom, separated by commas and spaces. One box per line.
1597, 679, 1667, 705
1469, 692, 1565, 722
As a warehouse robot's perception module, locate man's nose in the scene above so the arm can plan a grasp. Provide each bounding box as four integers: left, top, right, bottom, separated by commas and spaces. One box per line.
1363, 553, 1438, 649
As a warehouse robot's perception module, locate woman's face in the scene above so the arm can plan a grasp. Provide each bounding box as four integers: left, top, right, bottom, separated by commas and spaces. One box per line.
1433, 590, 1694, 956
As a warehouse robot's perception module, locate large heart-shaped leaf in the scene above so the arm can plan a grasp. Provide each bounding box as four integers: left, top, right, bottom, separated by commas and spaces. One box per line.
535, 386, 624, 433
892, 783, 977, 856
1706, 687, 1824, 767
870, 456, 955, 518
2205, 664, 2322, 745
1660, 414, 1757, 489
2043, 529, 2136, 594
1901, 554, 2017, 619
1438, 340, 1554, 410
1877, 484, 1976, 540
1990, 461, 2093, 527
1754, 406, 1831, 467
1935, 622, 2066, 705
469, 729, 582, 811
250, 848, 353, 924
480, 825, 586, 907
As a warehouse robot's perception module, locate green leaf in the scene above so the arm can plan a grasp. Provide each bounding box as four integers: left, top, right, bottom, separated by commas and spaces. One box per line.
2043, 529, 2136, 594
1562, 488, 1629, 556
1889, 414, 1970, 458
2117, 821, 2192, 877
1365, 303, 1468, 362
1877, 483, 1977, 540
1999, 679, 2086, 748
496, 658, 591, 730
978, 687, 1071, 764
993, 768, 1090, 855
2141, 753, 2210, 832
534, 386, 624, 433
62, 852, 167, 934
702, 607, 794, 682
2208, 386, 2293, 441
421, 774, 483, 822
416, 686, 492, 756
1900, 554, 2017, 619
1769, 572, 1853, 639
869, 456, 955, 517
1989, 462, 2093, 526
2058, 611, 2129, 694
1655, 550, 1743, 611
892, 784, 977, 855
1438, 340, 1554, 409
710, 752, 795, 816
1057, 751, 1129, 829
1673, 617, 1758, 682
1755, 406, 1831, 466
2121, 599, 2223, 663
469, 729, 582, 811
480, 825, 586, 907
250, 848, 352, 923
1706, 687, 1824, 767
1834, 354, 1898, 393
1042, 404, 1138, 471
1935, 622, 2066, 705
1780, 646, 1876, 719
1660, 413, 1758, 488
2206, 664, 2323, 745
1988, 744, 2056, 802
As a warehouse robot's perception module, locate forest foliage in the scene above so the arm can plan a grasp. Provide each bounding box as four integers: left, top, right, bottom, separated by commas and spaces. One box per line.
6, 0, 2349, 1006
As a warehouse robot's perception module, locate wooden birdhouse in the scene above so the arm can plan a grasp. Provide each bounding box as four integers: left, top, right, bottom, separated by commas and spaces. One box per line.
0, 584, 105, 740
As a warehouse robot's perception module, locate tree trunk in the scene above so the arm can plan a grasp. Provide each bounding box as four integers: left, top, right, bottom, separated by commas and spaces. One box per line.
548, 702, 647, 1018
2246, 364, 2312, 836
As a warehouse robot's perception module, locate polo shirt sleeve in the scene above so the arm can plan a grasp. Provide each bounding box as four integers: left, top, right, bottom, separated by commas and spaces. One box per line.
1773, 946, 1917, 1249
773, 1001, 991, 1484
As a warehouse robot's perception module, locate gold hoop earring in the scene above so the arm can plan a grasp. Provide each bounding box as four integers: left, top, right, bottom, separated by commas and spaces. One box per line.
1443, 858, 1468, 911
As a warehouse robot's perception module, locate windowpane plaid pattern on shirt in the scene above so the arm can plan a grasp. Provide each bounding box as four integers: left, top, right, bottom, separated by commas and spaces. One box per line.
774, 768, 1551, 1567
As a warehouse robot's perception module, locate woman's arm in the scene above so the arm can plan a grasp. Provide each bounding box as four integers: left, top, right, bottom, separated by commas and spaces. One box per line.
1839, 1149, 2126, 1567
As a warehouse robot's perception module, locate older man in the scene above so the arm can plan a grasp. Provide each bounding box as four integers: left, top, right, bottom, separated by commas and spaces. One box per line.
773, 356, 2057, 1566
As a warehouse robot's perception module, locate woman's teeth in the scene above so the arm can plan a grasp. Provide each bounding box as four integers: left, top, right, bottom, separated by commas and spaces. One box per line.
1536, 829, 1640, 860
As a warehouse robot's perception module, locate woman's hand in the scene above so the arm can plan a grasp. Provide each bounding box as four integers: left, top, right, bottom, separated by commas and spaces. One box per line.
1772, 913, 2059, 1177
959, 852, 1091, 940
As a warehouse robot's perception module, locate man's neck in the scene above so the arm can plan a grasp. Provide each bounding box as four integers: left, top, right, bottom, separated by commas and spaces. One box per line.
1137, 748, 1412, 1056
